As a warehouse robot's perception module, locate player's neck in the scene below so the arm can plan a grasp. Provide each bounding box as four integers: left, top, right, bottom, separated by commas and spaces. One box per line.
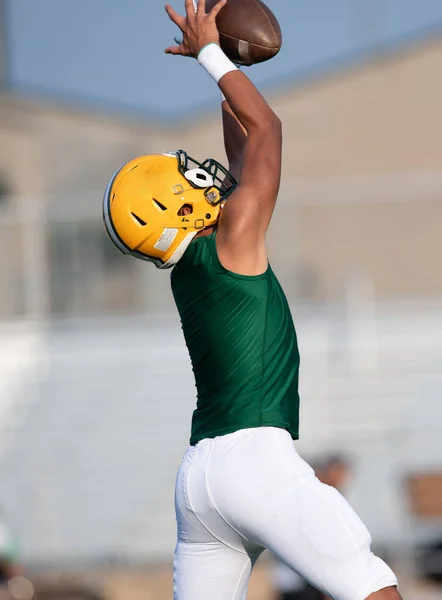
196, 226, 217, 238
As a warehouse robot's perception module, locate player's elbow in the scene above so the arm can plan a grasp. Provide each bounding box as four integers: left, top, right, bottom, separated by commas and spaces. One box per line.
270, 113, 282, 131
262, 112, 281, 135
244, 101, 282, 137
255, 113, 282, 148
270, 115, 282, 141
257, 111, 281, 132
260, 110, 282, 131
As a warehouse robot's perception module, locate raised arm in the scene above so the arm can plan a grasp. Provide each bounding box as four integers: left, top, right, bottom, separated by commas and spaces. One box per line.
217, 71, 282, 274
222, 97, 247, 182
165, 0, 282, 274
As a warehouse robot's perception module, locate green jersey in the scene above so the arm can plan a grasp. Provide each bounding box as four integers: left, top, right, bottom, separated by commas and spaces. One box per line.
171, 233, 300, 445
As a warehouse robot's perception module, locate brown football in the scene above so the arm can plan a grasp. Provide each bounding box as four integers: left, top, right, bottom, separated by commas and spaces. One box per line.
206, 0, 282, 66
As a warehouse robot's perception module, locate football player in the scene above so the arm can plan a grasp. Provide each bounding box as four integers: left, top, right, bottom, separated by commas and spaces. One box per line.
103, 1, 402, 599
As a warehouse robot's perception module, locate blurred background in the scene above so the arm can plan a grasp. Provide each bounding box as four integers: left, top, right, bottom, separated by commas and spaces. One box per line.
0, 0, 442, 599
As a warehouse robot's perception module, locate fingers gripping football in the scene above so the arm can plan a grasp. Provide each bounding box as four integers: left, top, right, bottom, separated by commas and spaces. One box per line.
165, 0, 227, 57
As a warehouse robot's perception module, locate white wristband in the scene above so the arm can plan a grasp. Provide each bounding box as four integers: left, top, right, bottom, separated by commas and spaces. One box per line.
197, 43, 238, 84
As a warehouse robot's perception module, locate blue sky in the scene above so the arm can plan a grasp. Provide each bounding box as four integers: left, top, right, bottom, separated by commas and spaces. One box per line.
5, 0, 442, 119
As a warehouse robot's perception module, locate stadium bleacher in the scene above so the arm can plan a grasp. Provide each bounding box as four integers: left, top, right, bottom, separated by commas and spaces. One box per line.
0, 303, 441, 565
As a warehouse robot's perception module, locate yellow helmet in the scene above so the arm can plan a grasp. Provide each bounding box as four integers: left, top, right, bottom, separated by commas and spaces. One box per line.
103, 150, 237, 268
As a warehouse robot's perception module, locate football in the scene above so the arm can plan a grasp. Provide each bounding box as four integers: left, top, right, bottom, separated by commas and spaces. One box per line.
206, 0, 282, 66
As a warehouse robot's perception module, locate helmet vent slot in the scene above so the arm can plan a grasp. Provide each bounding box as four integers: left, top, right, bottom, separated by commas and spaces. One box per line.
131, 212, 147, 226
153, 198, 168, 211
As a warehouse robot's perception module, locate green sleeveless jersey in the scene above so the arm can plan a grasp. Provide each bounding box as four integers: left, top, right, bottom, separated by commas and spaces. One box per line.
171, 233, 300, 445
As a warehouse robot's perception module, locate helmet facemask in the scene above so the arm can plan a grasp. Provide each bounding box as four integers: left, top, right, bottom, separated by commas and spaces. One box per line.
170, 150, 237, 206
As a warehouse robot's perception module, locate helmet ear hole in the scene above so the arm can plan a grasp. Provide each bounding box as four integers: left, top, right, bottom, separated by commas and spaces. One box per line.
178, 204, 193, 216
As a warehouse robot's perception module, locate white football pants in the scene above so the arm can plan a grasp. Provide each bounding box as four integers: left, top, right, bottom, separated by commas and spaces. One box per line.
174, 427, 398, 600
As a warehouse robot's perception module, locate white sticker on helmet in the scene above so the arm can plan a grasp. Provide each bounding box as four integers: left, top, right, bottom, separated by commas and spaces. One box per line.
185, 168, 214, 189
154, 228, 178, 252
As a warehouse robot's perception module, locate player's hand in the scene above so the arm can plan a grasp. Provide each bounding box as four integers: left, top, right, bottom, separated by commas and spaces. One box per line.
165, 0, 227, 58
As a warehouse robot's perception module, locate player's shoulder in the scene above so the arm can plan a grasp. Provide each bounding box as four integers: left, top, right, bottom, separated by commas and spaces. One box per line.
188, 231, 216, 261
173, 232, 217, 272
